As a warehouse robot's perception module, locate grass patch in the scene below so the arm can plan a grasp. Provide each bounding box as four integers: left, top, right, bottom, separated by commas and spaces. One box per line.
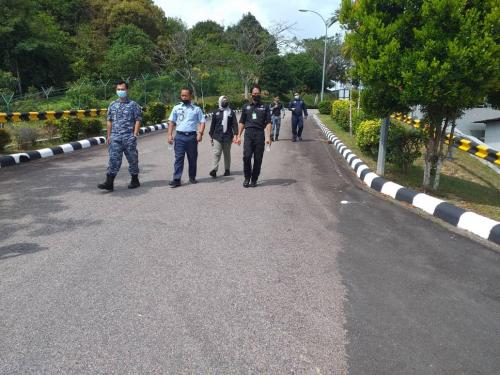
319, 114, 500, 221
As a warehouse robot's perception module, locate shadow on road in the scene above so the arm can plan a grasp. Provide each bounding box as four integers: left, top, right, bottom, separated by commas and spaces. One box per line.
0, 242, 48, 260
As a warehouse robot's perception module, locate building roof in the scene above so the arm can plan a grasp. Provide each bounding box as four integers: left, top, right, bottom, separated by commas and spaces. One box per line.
473, 117, 500, 124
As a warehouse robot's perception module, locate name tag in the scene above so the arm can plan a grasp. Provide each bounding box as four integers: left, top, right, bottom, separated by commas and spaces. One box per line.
252, 112, 257, 120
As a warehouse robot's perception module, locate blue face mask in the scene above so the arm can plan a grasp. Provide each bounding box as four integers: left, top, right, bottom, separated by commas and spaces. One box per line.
117, 90, 127, 98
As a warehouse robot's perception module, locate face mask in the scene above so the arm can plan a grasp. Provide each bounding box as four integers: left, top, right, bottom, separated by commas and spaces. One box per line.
252, 95, 261, 102
181, 99, 190, 105
117, 90, 127, 98
294, 95, 300, 100
221, 101, 229, 108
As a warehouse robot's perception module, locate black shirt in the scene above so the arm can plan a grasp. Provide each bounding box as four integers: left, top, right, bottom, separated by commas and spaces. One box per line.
271, 103, 283, 116
239, 102, 271, 130
209, 109, 238, 142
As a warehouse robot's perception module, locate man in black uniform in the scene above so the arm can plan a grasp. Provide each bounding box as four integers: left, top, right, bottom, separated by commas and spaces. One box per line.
236, 84, 272, 188
288, 92, 308, 142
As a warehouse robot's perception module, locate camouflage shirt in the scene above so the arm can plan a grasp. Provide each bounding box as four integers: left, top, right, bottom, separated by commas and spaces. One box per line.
107, 99, 142, 137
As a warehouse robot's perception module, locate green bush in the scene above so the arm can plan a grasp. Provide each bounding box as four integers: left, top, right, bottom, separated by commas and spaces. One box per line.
356, 119, 425, 172
387, 123, 425, 173
13, 127, 39, 149
0, 128, 12, 151
331, 100, 355, 132
58, 117, 83, 142
143, 101, 167, 125
66, 80, 100, 109
318, 100, 332, 115
82, 118, 104, 137
356, 119, 381, 157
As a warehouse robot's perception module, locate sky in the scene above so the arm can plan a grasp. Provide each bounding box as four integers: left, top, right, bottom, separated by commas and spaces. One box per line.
154, 0, 343, 40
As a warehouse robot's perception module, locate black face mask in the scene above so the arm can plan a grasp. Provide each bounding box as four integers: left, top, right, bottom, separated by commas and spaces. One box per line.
221, 101, 229, 108
252, 95, 261, 103
181, 99, 191, 105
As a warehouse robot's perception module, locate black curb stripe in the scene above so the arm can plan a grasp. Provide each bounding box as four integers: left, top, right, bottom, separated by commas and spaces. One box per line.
371, 177, 389, 192
84, 110, 91, 116
38, 112, 47, 120
50, 146, 63, 155
394, 188, 419, 204
0, 156, 16, 167
69, 110, 77, 116
352, 160, 365, 173
344, 151, 353, 160
488, 224, 500, 245
70, 142, 82, 150
54, 111, 63, 119
20, 113, 30, 121
89, 138, 98, 146
359, 168, 371, 181
434, 202, 467, 226
25, 151, 41, 160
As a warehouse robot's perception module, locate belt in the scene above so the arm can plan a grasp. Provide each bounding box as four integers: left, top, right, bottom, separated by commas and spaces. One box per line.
176, 131, 196, 136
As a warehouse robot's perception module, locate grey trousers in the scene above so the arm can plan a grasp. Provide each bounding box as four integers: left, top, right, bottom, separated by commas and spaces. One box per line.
212, 139, 232, 172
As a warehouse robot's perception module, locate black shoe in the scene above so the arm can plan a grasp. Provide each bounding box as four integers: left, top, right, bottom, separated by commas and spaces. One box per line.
224, 169, 230, 176
128, 174, 140, 189
97, 175, 114, 191
169, 179, 181, 188
271, 136, 275, 142
189, 178, 198, 184
209, 170, 217, 178
292, 138, 297, 142
243, 179, 250, 188
298, 136, 303, 141
275, 136, 279, 141
250, 180, 257, 188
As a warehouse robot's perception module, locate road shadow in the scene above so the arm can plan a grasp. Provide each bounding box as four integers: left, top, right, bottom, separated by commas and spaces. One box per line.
258, 178, 297, 187
0, 242, 48, 260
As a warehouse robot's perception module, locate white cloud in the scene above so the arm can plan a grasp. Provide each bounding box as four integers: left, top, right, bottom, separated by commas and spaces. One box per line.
154, 0, 342, 40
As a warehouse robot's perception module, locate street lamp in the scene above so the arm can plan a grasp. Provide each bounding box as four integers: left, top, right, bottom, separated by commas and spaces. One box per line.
299, 9, 331, 102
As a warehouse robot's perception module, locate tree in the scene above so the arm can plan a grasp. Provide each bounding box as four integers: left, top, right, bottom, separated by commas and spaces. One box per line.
225, 13, 281, 98
258, 55, 295, 96
301, 34, 350, 85
340, 0, 500, 190
286, 53, 322, 93
101, 25, 155, 79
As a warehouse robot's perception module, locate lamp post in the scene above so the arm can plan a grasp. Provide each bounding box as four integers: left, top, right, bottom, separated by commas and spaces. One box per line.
299, 9, 329, 102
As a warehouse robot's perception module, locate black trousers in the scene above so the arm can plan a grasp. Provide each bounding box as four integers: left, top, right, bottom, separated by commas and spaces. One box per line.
243, 128, 265, 181
291, 114, 304, 139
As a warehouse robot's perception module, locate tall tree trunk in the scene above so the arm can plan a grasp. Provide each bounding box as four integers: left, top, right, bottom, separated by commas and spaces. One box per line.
423, 142, 433, 190
432, 118, 449, 190
15, 60, 22, 96
244, 81, 249, 99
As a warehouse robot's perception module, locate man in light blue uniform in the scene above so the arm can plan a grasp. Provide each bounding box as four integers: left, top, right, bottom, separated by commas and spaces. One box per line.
98, 80, 142, 191
167, 87, 206, 188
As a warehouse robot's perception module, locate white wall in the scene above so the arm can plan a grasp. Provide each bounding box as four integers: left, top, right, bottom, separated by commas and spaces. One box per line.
485, 123, 500, 150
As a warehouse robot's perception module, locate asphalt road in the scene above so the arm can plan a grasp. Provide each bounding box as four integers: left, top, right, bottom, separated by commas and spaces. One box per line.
1, 114, 499, 374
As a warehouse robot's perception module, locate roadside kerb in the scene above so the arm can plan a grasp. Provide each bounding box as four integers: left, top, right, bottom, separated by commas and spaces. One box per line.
313, 114, 500, 245
0, 123, 168, 169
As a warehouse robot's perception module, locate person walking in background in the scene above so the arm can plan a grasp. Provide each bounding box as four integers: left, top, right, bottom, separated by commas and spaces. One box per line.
288, 92, 308, 142
270, 96, 285, 141
236, 84, 272, 188
209, 95, 238, 178
167, 88, 206, 188
98, 80, 142, 191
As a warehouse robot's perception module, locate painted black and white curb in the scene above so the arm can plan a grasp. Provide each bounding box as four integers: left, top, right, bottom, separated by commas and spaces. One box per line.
313, 114, 500, 246
0, 123, 168, 169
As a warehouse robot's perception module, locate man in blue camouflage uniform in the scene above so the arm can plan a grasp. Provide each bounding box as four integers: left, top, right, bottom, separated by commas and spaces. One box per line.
98, 80, 142, 191
167, 87, 206, 188
288, 92, 308, 142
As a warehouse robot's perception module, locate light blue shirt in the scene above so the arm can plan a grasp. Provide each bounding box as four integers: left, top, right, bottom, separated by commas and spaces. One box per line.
168, 102, 205, 132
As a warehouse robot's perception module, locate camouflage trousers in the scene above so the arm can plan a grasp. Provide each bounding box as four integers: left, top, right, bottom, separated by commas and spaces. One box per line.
106, 135, 139, 177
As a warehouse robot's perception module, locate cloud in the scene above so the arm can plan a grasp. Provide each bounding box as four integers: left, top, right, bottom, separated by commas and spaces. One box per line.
154, 0, 342, 40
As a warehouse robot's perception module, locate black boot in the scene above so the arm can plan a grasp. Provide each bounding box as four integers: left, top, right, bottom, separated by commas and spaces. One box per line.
98, 175, 114, 191
128, 174, 140, 189
224, 169, 230, 176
